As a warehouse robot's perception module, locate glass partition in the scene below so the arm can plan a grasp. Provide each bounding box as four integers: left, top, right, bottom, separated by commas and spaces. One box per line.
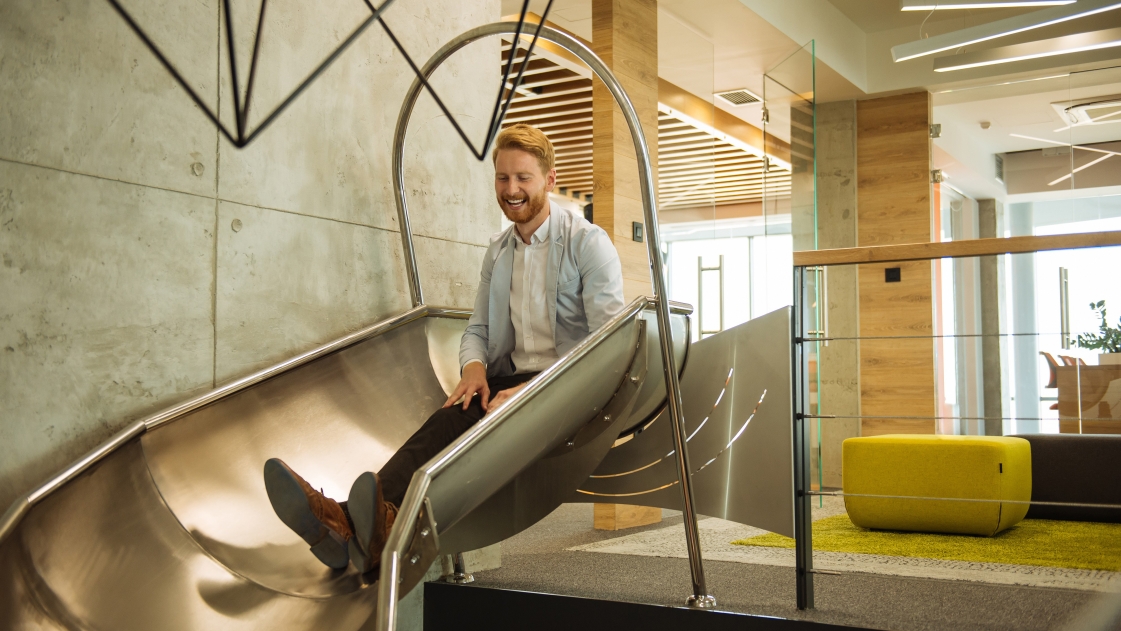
804, 245, 1121, 438
763, 41, 818, 489
794, 245, 1121, 603
926, 64, 1121, 442
656, 12, 722, 341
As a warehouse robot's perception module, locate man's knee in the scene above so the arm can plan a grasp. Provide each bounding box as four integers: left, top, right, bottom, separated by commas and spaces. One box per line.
423, 403, 482, 434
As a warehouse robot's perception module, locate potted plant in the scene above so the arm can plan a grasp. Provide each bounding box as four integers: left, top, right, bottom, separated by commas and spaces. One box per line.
1075, 300, 1121, 364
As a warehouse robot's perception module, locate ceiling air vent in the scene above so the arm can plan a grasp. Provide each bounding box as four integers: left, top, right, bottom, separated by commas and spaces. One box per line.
1051, 94, 1121, 126
715, 88, 761, 107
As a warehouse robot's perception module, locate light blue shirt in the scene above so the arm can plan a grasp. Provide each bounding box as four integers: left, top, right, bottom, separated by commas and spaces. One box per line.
460, 202, 626, 378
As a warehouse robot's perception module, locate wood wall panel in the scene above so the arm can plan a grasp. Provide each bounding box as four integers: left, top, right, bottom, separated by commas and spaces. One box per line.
856, 92, 932, 247
856, 92, 936, 435
593, 503, 662, 530
592, 0, 660, 526
592, 0, 657, 302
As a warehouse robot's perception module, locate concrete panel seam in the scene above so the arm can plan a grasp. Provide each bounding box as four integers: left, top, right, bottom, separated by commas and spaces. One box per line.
212, 0, 221, 389
218, 201, 396, 233
0, 157, 218, 205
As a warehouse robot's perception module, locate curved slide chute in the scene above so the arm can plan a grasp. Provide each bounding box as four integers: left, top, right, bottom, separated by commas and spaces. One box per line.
0, 298, 693, 629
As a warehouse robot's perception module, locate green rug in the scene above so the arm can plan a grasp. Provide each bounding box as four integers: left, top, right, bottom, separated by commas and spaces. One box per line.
732, 515, 1121, 572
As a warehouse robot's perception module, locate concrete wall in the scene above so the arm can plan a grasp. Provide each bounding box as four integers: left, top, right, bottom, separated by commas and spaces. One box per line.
0, 0, 499, 511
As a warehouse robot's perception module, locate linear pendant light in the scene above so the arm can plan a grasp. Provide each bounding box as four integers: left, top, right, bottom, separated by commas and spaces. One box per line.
901, 0, 1074, 10
933, 26, 1121, 70
892, 0, 1121, 62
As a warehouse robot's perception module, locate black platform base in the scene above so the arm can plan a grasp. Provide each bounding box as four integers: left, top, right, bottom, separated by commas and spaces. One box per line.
424, 582, 872, 631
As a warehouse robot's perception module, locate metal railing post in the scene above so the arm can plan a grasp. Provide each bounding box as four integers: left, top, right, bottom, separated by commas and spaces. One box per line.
793, 265, 815, 609
601, 35, 715, 615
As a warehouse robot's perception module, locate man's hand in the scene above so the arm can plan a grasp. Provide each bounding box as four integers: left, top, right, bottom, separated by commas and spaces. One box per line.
486, 384, 526, 414
444, 362, 489, 411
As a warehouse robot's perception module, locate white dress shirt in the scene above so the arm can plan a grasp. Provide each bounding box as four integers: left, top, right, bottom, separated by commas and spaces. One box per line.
459, 202, 625, 378
509, 215, 560, 374
462, 214, 561, 375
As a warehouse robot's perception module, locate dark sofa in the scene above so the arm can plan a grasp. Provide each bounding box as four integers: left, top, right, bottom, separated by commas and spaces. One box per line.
1012, 433, 1121, 523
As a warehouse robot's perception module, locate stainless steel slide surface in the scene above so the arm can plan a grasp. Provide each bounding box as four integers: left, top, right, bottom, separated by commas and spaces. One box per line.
576, 307, 796, 539
0, 299, 692, 630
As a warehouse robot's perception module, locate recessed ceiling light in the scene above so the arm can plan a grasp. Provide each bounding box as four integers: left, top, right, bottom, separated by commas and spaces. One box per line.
892, 0, 1121, 62
901, 0, 1074, 9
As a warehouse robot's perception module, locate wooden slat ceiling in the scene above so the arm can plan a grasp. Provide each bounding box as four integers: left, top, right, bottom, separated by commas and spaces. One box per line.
499, 39, 791, 210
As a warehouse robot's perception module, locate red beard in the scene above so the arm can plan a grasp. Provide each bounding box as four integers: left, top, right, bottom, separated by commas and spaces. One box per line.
500, 187, 549, 224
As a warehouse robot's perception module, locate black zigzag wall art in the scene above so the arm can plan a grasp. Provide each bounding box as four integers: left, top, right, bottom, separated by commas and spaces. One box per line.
104, 0, 554, 157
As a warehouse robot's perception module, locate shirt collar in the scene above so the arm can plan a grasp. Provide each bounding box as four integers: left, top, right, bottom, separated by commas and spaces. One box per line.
514, 213, 551, 247
530, 214, 551, 245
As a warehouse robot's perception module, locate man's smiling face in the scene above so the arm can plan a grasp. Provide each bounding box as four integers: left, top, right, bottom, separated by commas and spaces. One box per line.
494, 148, 556, 224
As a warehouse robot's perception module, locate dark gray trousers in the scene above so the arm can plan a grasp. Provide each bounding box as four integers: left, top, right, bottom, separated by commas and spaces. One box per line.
377, 372, 538, 506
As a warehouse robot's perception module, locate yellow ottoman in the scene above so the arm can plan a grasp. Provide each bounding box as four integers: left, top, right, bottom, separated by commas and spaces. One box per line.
842, 435, 1032, 536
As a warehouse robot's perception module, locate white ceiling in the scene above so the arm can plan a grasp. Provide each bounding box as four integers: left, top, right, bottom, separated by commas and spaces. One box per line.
500, 0, 864, 124
500, 0, 1121, 202
826, 0, 1034, 35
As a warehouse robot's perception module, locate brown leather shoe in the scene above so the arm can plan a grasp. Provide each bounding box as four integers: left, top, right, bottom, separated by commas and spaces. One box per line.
264, 458, 353, 569
347, 471, 398, 574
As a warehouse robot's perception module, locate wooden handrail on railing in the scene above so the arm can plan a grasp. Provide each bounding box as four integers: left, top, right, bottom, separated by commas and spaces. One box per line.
793, 230, 1121, 267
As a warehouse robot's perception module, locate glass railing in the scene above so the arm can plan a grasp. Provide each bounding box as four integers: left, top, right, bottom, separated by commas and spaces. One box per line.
791, 235, 1121, 609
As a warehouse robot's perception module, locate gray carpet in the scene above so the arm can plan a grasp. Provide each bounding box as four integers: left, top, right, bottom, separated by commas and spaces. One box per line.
470, 503, 1108, 631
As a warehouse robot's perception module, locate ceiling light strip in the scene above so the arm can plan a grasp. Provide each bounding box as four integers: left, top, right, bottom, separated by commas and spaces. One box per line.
892, 0, 1121, 62
1009, 132, 1121, 156
1048, 153, 1115, 185
934, 27, 1121, 71
901, 0, 1075, 10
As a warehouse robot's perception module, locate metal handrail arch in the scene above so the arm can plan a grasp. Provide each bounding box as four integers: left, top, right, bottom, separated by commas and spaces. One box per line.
380, 21, 714, 631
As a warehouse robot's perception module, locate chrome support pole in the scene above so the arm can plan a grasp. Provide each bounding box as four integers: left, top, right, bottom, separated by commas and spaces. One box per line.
384, 21, 713, 625
392, 96, 424, 308
446, 552, 474, 584
599, 36, 714, 614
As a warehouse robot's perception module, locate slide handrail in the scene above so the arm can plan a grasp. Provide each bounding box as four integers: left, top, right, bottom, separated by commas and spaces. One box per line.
0, 303, 447, 546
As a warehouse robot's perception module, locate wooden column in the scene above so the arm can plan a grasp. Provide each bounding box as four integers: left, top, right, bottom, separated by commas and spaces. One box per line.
855, 92, 937, 436
592, 0, 657, 302
591, 0, 661, 531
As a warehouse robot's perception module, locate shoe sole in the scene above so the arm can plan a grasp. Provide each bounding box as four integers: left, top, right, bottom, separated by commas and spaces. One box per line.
263, 458, 349, 570
347, 471, 384, 574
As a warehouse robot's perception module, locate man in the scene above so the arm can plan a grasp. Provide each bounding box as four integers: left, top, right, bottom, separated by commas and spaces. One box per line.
263, 123, 625, 573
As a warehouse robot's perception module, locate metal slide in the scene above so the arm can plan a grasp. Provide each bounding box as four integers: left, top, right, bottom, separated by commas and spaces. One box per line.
0, 298, 690, 630
0, 21, 796, 631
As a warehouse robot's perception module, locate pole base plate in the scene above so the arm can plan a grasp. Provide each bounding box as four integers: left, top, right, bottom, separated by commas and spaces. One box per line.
686, 594, 717, 609
446, 573, 475, 584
